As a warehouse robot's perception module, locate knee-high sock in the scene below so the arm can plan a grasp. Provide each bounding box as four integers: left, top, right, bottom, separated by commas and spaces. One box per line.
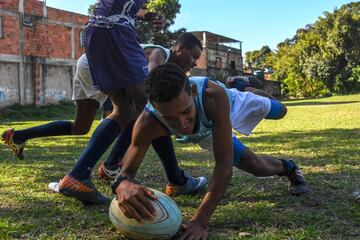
152, 136, 186, 185
104, 120, 135, 167
13, 121, 72, 143
69, 118, 121, 180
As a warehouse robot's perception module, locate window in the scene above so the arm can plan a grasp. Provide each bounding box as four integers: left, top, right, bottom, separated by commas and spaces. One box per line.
79, 31, 85, 48
215, 57, 222, 68
23, 15, 33, 27
0, 17, 3, 38
230, 60, 236, 70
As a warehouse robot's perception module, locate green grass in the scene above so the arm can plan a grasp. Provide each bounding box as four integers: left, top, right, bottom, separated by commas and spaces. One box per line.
1, 94, 360, 239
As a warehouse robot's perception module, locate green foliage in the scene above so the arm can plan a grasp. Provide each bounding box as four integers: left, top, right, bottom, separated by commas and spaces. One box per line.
245, 46, 273, 69
266, 2, 360, 97
87, 0, 182, 47
136, 0, 182, 46
88, 2, 96, 15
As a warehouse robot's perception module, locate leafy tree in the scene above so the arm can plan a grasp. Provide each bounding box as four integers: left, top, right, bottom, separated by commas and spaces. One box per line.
272, 2, 360, 97
87, 0, 182, 46
245, 46, 272, 69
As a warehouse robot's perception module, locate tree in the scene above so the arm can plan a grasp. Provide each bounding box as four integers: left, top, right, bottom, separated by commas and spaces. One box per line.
245, 46, 273, 69
87, 0, 182, 46
271, 2, 360, 97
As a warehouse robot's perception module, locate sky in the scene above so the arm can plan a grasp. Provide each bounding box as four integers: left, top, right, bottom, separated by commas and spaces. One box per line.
45, 0, 354, 53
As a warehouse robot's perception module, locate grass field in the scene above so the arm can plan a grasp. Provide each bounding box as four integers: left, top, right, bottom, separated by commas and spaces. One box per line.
1, 94, 360, 240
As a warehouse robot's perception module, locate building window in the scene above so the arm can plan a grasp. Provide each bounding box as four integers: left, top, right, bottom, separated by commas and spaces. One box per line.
215, 57, 222, 68
230, 60, 236, 70
0, 17, 3, 38
79, 31, 85, 48
23, 15, 33, 27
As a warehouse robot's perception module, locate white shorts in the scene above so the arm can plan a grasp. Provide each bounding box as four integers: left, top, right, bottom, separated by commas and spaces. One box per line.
197, 90, 271, 153
229, 89, 271, 136
72, 54, 108, 106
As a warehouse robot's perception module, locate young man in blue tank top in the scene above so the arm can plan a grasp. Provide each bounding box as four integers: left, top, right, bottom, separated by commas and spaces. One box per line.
112, 63, 308, 239
53, 33, 206, 205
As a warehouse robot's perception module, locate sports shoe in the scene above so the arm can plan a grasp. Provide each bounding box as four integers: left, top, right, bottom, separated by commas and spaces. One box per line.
1, 129, 25, 159
165, 172, 208, 197
98, 160, 121, 180
353, 191, 360, 202
286, 161, 308, 195
58, 175, 110, 205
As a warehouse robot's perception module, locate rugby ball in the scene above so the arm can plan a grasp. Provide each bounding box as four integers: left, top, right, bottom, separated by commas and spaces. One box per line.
109, 188, 182, 240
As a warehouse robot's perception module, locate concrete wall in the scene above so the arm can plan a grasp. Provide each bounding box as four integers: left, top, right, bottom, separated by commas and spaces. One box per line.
0, 0, 87, 108
263, 80, 282, 98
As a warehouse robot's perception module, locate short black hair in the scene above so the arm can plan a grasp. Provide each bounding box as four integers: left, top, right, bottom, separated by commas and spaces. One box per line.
175, 32, 203, 51
145, 63, 191, 103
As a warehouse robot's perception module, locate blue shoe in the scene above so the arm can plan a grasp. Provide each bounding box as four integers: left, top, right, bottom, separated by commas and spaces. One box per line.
165, 172, 208, 197
59, 175, 110, 205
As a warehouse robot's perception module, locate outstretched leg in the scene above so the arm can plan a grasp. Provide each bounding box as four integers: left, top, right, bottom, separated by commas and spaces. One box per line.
233, 137, 308, 195
2, 99, 100, 159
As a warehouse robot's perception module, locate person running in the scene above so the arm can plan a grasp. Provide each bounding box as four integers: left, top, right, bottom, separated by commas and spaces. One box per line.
1, 1, 163, 160
112, 63, 308, 239
1, 53, 107, 160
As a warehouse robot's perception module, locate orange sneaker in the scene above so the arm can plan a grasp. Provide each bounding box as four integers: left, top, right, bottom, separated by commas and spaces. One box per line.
2, 129, 25, 159
58, 175, 110, 205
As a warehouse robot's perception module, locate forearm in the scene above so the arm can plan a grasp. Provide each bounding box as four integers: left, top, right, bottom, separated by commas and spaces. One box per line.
191, 166, 232, 226
119, 145, 149, 179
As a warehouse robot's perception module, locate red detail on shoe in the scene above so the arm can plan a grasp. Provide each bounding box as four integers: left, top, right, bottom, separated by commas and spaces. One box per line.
59, 176, 94, 193
98, 160, 121, 180
2, 129, 24, 159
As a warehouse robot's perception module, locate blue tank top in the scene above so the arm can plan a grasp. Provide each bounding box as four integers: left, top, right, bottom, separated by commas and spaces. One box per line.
146, 77, 235, 144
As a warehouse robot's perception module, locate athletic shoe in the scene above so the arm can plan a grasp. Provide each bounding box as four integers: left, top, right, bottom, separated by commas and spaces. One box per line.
286, 161, 308, 195
58, 175, 110, 205
1, 129, 25, 159
98, 160, 121, 180
353, 191, 360, 202
165, 172, 208, 197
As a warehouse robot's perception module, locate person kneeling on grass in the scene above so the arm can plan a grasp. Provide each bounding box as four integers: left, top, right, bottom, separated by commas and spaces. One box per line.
112, 63, 308, 240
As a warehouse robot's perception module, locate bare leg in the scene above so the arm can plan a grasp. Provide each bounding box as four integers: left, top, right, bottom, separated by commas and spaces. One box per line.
71, 99, 100, 135
238, 147, 284, 176
237, 147, 308, 195
105, 89, 134, 129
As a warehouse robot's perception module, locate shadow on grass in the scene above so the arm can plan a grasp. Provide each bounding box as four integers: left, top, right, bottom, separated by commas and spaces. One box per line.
0, 191, 115, 239
1, 170, 359, 239
241, 128, 360, 166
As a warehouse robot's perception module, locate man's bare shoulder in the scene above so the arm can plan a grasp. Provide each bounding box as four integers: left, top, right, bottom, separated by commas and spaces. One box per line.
203, 81, 230, 121
134, 110, 169, 141
149, 48, 166, 60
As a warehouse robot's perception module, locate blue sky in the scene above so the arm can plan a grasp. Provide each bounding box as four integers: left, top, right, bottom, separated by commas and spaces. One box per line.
45, 0, 354, 53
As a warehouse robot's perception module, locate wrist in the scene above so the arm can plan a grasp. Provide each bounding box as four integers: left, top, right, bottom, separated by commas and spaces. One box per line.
190, 218, 208, 228
111, 175, 140, 194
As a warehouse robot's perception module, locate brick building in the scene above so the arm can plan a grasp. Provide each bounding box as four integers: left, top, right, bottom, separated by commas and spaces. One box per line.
190, 31, 243, 80
0, 0, 88, 108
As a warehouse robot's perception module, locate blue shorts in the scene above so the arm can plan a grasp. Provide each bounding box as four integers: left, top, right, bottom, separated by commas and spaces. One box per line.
232, 137, 246, 168
265, 99, 283, 119
85, 26, 148, 91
